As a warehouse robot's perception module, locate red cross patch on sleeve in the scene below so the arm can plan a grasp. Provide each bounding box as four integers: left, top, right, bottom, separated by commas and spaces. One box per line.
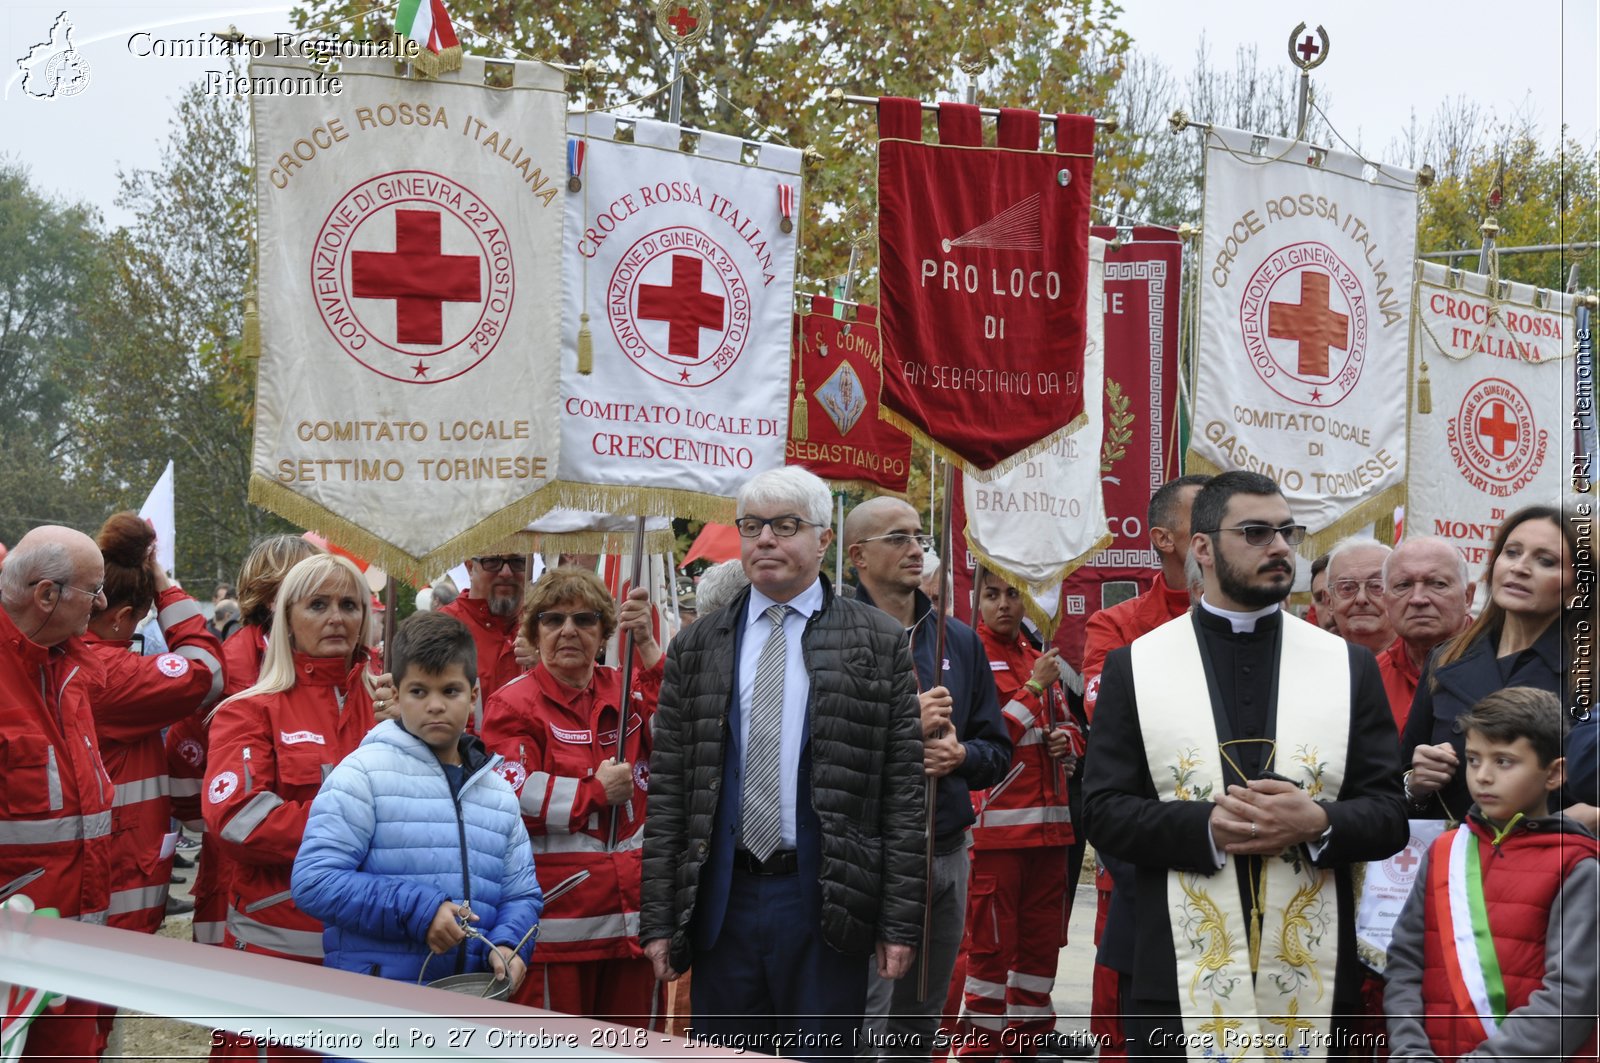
156, 653, 191, 678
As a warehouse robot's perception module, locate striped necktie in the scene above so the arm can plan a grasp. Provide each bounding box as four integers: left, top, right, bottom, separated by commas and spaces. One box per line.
741, 604, 790, 861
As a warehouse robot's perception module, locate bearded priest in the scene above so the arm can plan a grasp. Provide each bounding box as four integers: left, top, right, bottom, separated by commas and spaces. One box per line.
1082, 471, 1407, 1063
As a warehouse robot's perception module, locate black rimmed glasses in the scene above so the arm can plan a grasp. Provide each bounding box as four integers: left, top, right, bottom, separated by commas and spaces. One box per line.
1215, 523, 1307, 548
474, 556, 527, 573
734, 516, 822, 539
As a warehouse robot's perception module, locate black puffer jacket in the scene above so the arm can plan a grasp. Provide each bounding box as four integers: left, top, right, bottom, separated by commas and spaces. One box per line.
640, 578, 926, 971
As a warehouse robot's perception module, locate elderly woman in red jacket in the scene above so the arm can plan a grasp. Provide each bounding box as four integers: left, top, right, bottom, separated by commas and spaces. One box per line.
482, 567, 662, 1028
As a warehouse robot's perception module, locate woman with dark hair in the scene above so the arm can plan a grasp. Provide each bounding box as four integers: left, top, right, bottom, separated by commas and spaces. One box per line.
165, 533, 323, 947
83, 512, 224, 936
1401, 503, 1594, 822
480, 567, 663, 1028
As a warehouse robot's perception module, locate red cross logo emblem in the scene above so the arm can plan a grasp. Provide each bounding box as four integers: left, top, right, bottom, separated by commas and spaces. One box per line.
1296, 35, 1320, 64
1448, 377, 1547, 490
312, 171, 515, 383
1238, 242, 1368, 407
667, 6, 698, 37
208, 770, 239, 804
1393, 847, 1419, 873
607, 227, 752, 387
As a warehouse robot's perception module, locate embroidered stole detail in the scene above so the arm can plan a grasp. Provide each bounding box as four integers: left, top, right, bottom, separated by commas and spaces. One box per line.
1132, 613, 1349, 1061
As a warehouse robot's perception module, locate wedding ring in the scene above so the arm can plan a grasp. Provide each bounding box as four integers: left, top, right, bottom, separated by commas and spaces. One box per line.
1250, 821, 1258, 839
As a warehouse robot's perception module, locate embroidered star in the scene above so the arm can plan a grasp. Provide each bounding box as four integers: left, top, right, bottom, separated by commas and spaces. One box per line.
412, 360, 430, 378
679, 368, 692, 381
1309, 387, 1323, 402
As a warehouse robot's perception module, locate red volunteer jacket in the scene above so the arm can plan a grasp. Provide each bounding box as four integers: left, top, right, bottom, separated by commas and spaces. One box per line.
83, 587, 223, 933
481, 659, 661, 962
1420, 816, 1600, 1061
438, 593, 522, 733
972, 623, 1076, 849
1081, 572, 1189, 720
0, 608, 112, 923
203, 651, 376, 961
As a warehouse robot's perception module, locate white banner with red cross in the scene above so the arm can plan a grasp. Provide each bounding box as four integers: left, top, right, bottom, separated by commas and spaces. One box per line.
249, 55, 567, 581
1407, 262, 1573, 571
960, 238, 1108, 637
1189, 126, 1419, 553
550, 113, 801, 520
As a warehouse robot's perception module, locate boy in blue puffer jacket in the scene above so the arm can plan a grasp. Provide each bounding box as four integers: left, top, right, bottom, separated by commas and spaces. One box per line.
292, 611, 542, 989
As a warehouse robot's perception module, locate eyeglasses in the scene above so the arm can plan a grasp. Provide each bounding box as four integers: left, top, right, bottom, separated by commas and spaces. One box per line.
474, 556, 526, 573
1330, 578, 1387, 601
856, 532, 936, 552
734, 516, 821, 539
1214, 523, 1307, 548
536, 610, 603, 630
29, 578, 105, 601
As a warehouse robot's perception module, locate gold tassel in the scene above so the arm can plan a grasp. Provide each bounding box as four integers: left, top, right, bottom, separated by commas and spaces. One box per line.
576, 313, 594, 375
242, 292, 261, 360
1416, 359, 1432, 414
791, 379, 808, 441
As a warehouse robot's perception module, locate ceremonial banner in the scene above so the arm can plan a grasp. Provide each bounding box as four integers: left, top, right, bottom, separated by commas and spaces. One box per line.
961, 239, 1109, 636
1056, 227, 1184, 669
249, 55, 566, 581
551, 114, 801, 519
786, 295, 913, 493
877, 99, 1095, 477
1408, 262, 1572, 571
1190, 126, 1419, 552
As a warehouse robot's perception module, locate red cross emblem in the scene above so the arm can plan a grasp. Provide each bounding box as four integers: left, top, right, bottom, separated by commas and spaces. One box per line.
1393, 847, 1419, 873
607, 227, 752, 387
312, 171, 515, 384
352, 209, 482, 346
667, 6, 698, 37
208, 770, 239, 804
1238, 242, 1367, 407
1296, 35, 1320, 63
1475, 400, 1520, 457
637, 254, 726, 360
1268, 271, 1348, 378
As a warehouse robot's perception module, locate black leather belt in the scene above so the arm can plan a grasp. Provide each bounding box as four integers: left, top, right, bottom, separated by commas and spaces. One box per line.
732, 848, 799, 875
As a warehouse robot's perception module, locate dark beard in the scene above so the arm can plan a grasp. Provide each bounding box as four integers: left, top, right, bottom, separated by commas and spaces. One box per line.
1215, 550, 1293, 609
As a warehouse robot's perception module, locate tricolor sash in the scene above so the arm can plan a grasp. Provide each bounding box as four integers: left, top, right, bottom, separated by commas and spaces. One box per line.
1131, 612, 1349, 1061
1430, 825, 1504, 1042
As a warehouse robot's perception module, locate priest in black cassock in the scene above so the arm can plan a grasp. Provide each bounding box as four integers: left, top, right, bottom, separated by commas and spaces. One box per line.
1082, 471, 1406, 1063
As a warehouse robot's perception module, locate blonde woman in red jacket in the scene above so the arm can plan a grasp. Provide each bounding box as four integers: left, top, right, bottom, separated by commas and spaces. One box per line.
481, 567, 663, 1028
203, 553, 389, 1060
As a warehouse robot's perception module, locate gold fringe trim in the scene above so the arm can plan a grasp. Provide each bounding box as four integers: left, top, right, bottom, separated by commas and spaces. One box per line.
963, 528, 1114, 640
1184, 452, 1407, 558
529, 528, 677, 555
408, 43, 463, 79
247, 475, 558, 586
531, 480, 737, 525
1375, 511, 1398, 547
878, 407, 1091, 483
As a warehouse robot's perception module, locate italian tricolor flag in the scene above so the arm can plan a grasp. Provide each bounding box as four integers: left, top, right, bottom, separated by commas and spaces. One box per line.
395, 0, 462, 76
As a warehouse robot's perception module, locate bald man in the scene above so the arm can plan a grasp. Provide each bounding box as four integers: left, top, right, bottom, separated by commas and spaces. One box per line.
1378, 537, 1474, 729
847, 496, 1010, 1061
0, 525, 114, 1060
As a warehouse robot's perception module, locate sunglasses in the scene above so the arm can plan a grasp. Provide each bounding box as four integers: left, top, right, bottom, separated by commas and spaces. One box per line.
536, 610, 603, 630
1215, 523, 1308, 548
474, 556, 527, 573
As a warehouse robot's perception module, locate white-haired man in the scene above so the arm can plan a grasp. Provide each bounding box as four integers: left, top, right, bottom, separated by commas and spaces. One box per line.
1378, 536, 1474, 729
0, 526, 114, 1059
642, 466, 926, 1060
1325, 538, 1397, 656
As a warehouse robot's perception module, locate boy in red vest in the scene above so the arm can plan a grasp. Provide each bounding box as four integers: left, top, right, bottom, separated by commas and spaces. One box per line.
1385, 687, 1598, 1062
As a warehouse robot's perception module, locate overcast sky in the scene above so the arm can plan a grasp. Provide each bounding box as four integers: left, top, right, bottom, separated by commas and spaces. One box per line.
3, 1, 1595, 228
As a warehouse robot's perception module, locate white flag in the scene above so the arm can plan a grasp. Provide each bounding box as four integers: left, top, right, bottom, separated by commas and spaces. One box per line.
1190, 126, 1419, 551
249, 55, 567, 580
138, 460, 175, 576
551, 113, 801, 519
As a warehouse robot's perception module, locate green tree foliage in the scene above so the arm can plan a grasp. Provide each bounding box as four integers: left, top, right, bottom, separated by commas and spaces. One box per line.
0, 163, 110, 545
292, 0, 1134, 296
61, 80, 292, 585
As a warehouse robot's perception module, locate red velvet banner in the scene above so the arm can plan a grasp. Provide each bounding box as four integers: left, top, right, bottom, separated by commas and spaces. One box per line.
785, 296, 913, 493
949, 228, 1183, 670
876, 98, 1095, 476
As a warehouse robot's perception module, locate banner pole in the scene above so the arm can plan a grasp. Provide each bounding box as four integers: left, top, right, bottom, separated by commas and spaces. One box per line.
607, 516, 649, 851
667, 45, 684, 125
918, 458, 955, 1002
834, 491, 845, 588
